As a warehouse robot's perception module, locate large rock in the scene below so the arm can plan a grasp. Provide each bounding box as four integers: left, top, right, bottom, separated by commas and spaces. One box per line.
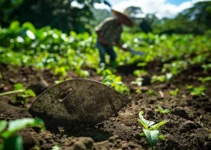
29, 79, 130, 127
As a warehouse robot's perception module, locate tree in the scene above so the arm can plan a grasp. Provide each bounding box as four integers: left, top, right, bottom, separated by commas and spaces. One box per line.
0, 0, 111, 33
156, 1, 211, 34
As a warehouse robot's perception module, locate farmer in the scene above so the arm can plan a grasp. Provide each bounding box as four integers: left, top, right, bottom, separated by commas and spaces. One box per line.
95, 9, 134, 66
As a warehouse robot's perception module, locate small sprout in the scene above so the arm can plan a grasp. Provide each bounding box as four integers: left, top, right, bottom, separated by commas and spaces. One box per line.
138, 111, 168, 150
102, 74, 130, 95
198, 77, 211, 83
202, 64, 211, 73
0, 72, 2, 79
151, 73, 173, 83
52, 145, 60, 150
133, 70, 148, 77
136, 89, 142, 94
146, 90, 158, 96
14, 83, 36, 105
131, 77, 143, 86
186, 85, 205, 97
0, 83, 36, 105
169, 88, 179, 96
157, 105, 171, 114
151, 75, 165, 83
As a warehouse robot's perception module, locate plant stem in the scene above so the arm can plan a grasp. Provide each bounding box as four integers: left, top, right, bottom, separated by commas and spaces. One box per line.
0, 89, 24, 97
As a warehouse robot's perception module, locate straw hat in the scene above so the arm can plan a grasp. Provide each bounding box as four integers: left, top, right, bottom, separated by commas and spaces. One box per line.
112, 9, 134, 27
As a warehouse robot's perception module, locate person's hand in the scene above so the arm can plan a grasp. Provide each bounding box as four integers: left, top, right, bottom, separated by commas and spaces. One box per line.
121, 46, 128, 51
115, 42, 128, 51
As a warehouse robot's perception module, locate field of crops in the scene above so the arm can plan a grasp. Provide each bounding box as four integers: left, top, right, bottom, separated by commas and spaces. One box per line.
1, 22, 211, 150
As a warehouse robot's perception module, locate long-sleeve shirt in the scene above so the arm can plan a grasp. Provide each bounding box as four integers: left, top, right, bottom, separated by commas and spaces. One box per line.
95, 17, 122, 45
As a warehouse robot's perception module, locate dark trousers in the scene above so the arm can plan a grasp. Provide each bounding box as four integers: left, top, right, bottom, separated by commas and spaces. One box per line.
96, 40, 117, 64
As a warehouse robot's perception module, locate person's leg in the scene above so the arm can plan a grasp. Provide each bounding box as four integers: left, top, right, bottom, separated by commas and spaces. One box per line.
96, 41, 106, 64
106, 47, 117, 63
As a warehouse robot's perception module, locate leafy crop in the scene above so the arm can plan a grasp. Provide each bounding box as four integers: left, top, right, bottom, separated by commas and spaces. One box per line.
0, 118, 45, 150
138, 111, 168, 150
146, 90, 158, 96
131, 77, 144, 86
198, 77, 211, 83
151, 73, 173, 83
0, 83, 35, 105
186, 85, 205, 97
101, 73, 130, 95
157, 105, 171, 114
133, 69, 148, 77
1, 21, 211, 82
52, 145, 60, 150
169, 88, 179, 96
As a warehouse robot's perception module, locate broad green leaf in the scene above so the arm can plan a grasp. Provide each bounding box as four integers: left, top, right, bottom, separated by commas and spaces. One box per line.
150, 120, 168, 130
1, 118, 45, 138
52, 145, 61, 150
143, 129, 159, 149
158, 134, 165, 140
139, 132, 145, 136
26, 30, 35, 40
3, 135, 23, 150
10, 21, 20, 30
22, 22, 36, 33
138, 112, 155, 128
157, 105, 171, 114
25, 89, 36, 97
14, 83, 24, 90
0, 121, 7, 133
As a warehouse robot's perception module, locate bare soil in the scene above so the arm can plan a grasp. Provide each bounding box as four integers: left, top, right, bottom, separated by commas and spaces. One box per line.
0, 63, 211, 150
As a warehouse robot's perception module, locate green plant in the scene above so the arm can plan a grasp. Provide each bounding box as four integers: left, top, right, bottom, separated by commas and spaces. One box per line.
131, 77, 144, 86
133, 70, 148, 77
198, 77, 211, 83
146, 90, 158, 96
52, 145, 60, 150
138, 111, 168, 150
157, 105, 171, 114
186, 85, 205, 96
0, 118, 45, 150
151, 73, 173, 83
102, 74, 130, 95
0, 83, 36, 105
169, 88, 179, 96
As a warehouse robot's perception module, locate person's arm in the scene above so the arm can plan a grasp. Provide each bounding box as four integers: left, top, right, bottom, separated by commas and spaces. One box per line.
115, 41, 128, 51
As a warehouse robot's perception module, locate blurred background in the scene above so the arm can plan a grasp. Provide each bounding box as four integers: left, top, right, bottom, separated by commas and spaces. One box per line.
1, 0, 211, 34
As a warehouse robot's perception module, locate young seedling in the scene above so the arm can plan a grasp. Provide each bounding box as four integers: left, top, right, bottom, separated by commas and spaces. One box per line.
146, 90, 158, 96
198, 77, 211, 83
133, 70, 148, 77
0, 83, 36, 105
151, 73, 173, 83
186, 85, 205, 97
169, 88, 179, 96
157, 105, 171, 114
138, 111, 168, 150
0, 118, 45, 150
102, 73, 130, 95
131, 77, 144, 87
52, 145, 60, 150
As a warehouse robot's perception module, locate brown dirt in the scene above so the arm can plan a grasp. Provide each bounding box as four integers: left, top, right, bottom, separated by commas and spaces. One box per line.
0, 63, 211, 150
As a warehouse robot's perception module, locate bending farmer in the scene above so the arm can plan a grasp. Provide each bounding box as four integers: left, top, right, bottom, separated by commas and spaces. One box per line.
95, 9, 134, 66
